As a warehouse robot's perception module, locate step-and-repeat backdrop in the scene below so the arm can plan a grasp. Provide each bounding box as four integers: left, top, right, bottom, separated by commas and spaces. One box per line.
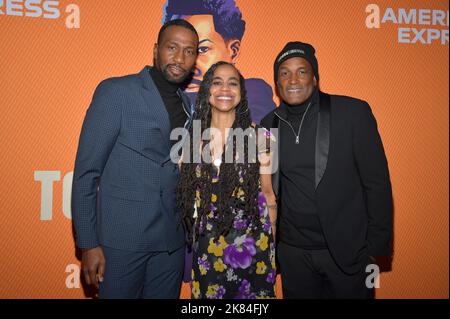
0, 0, 448, 298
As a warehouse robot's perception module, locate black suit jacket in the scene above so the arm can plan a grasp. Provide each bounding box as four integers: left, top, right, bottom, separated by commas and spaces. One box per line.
261, 92, 393, 274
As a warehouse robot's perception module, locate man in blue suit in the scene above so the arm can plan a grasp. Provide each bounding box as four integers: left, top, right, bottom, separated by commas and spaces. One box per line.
71, 19, 199, 299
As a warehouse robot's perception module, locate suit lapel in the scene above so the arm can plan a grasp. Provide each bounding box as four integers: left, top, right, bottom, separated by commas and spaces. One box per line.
139, 66, 171, 145
272, 114, 281, 198
315, 92, 331, 189
166, 89, 193, 163
179, 90, 191, 114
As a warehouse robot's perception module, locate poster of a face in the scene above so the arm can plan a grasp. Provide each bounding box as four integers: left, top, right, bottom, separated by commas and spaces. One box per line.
162, 0, 276, 124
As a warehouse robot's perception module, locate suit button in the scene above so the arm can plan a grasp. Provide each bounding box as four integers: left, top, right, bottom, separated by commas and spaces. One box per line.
160, 191, 163, 197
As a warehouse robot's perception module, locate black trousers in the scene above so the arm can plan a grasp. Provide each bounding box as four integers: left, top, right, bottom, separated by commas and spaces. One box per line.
278, 241, 374, 299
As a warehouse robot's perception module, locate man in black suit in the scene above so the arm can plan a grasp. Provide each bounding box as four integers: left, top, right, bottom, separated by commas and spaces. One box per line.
261, 42, 393, 299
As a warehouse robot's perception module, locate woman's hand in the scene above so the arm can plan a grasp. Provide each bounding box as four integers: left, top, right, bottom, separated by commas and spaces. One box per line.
267, 203, 277, 240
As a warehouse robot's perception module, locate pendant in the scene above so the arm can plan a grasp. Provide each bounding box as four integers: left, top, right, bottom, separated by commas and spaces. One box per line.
213, 158, 222, 167
296, 136, 300, 144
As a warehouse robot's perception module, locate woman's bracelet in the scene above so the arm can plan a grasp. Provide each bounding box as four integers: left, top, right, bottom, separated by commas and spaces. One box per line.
267, 203, 277, 210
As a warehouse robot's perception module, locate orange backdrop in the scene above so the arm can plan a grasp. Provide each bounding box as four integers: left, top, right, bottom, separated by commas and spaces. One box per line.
0, 0, 448, 299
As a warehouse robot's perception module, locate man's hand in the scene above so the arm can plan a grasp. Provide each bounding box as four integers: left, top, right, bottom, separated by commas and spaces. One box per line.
81, 246, 105, 289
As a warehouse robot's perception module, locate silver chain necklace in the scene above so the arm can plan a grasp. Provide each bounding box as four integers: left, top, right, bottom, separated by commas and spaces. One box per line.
290, 102, 312, 144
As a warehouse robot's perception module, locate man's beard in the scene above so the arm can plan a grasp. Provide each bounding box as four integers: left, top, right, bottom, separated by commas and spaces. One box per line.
161, 64, 192, 84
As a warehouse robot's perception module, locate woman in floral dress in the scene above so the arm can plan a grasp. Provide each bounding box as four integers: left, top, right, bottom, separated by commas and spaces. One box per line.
177, 62, 278, 299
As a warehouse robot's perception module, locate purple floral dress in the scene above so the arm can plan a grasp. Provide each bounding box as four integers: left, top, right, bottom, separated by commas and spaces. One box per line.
190, 167, 277, 299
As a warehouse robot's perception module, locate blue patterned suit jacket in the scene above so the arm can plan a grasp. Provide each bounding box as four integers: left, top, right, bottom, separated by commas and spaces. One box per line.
72, 66, 191, 253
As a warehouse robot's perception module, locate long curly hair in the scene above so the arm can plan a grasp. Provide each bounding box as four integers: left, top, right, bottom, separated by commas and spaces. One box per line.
177, 61, 260, 243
